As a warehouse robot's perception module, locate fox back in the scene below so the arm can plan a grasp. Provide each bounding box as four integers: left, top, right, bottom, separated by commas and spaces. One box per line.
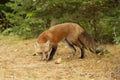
34, 22, 104, 61
37, 23, 85, 45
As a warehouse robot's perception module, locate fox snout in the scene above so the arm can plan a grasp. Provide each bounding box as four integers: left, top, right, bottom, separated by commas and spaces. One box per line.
34, 51, 52, 61
34, 41, 53, 61
42, 48, 52, 61
33, 52, 48, 61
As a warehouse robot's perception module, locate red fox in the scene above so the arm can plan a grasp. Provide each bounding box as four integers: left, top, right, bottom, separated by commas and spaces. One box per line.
34, 22, 104, 61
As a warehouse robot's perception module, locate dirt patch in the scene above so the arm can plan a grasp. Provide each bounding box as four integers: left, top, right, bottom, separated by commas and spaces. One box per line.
0, 35, 120, 80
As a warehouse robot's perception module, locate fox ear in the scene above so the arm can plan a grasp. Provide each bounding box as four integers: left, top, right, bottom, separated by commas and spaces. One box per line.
46, 40, 50, 47
34, 42, 39, 48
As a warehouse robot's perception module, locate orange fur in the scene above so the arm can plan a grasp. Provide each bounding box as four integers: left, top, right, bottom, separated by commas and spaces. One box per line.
35, 22, 101, 61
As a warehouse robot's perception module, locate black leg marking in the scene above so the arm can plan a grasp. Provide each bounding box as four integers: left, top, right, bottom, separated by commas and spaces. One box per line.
48, 46, 57, 61
77, 37, 85, 59
80, 47, 84, 59
65, 39, 76, 55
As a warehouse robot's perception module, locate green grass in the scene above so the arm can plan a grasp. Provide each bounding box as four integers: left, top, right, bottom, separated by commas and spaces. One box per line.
0, 34, 23, 45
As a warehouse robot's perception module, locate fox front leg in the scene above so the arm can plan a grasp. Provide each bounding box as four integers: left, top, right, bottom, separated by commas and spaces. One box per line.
42, 53, 47, 61
46, 48, 52, 61
47, 46, 57, 61
65, 39, 76, 56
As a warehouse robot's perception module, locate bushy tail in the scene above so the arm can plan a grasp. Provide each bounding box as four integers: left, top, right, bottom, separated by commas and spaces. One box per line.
78, 31, 98, 53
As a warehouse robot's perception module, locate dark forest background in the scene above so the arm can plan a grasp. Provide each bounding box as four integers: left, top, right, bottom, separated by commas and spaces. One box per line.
0, 0, 120, 44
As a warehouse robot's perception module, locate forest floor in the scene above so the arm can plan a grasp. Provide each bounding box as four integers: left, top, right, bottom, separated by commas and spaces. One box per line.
0, 35, 120, 80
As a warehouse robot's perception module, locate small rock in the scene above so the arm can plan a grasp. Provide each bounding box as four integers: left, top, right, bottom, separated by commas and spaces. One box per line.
55, 58, 62, 64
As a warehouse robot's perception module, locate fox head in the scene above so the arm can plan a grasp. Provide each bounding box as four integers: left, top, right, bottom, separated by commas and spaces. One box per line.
34, 40, 52, 61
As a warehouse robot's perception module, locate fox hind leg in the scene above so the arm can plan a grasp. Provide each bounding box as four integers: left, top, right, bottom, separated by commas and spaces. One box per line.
77, 38, 85, 59
65, 39, 76, 55
79, 47, 84, 59
76, 43, 85, 59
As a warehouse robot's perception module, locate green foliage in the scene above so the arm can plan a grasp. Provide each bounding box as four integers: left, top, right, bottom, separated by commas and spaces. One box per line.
0, 3, 12, 32
0, 0, 120, 44
1, 0, 44, 38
